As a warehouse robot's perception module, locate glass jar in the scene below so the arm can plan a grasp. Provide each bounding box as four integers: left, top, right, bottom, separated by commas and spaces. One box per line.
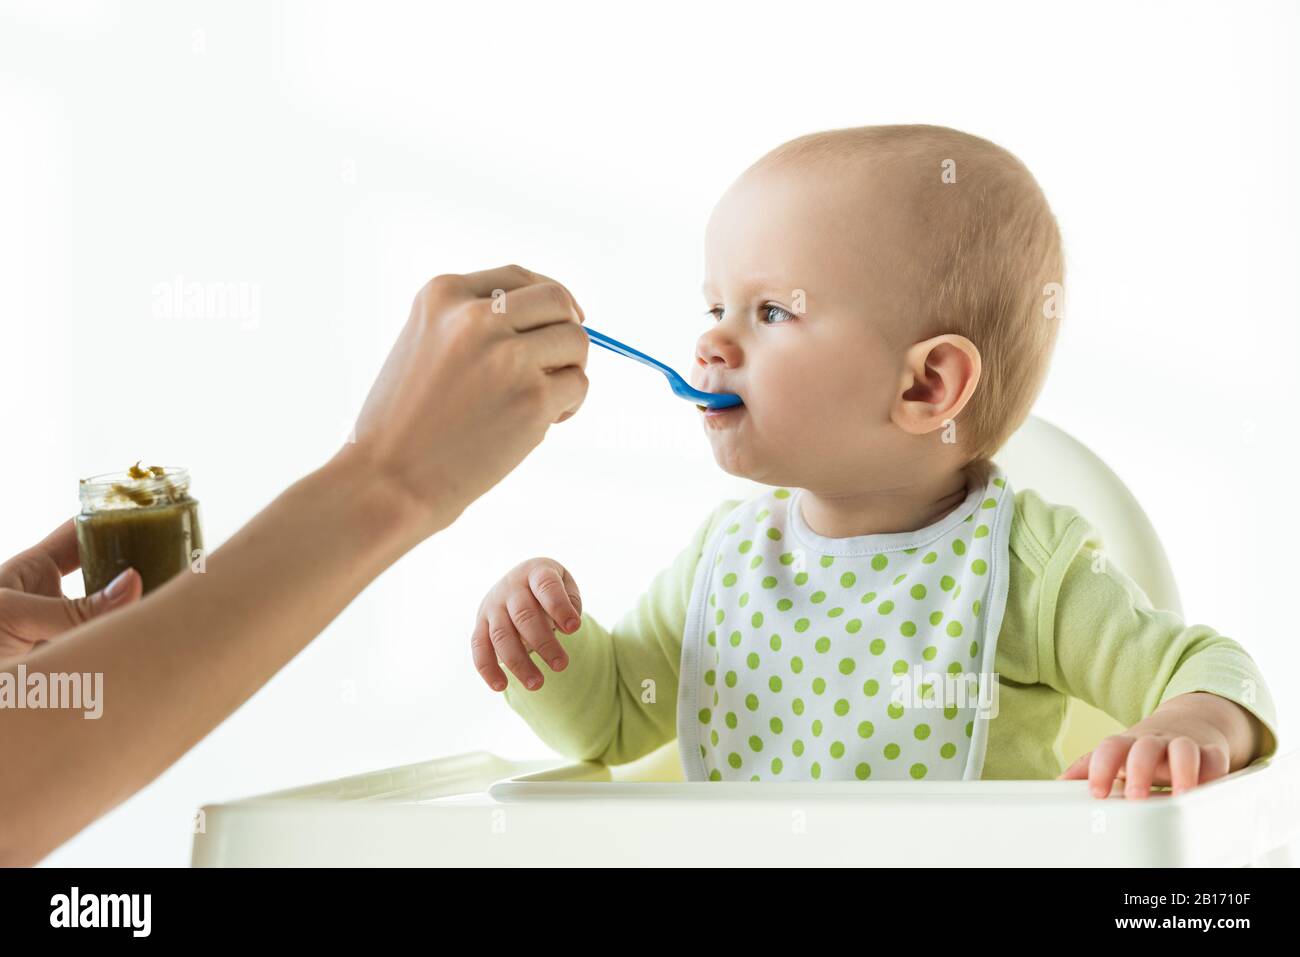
75, 465, 204, 596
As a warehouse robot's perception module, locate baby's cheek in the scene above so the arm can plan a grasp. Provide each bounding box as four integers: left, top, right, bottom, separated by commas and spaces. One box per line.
749, 394, 816, 447
783, 377, 878, 441
748, 371, 806, 429
776, 365, 839, 417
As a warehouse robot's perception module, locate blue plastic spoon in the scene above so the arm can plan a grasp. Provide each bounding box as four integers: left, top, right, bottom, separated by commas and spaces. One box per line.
583, 326, 743, 409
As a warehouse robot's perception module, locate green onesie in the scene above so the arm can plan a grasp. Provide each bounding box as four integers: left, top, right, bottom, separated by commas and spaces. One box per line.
502, 477, 1280, 779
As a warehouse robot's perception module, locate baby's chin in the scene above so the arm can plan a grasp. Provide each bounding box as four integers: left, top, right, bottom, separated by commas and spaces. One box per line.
702, 416, 787, 485
701, 423, 750, 476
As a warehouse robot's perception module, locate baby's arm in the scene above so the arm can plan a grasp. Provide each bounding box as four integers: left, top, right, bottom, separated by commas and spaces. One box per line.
491, 500, 740, 766
1064, 689, 1266, 795
1042, 524, 1279, 798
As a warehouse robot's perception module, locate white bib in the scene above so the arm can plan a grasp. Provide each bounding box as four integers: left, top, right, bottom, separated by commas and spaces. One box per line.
678, 465, 1014, 782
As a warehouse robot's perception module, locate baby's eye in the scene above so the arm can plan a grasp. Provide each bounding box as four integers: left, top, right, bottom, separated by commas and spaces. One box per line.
704, 305, 795, 324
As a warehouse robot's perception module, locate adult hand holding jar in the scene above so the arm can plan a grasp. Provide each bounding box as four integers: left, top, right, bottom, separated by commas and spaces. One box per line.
0, 265, 588, 866
0, 521, 143, 663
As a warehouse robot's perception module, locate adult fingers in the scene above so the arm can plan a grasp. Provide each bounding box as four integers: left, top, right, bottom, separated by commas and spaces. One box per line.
541, 364, 590, 425
524, 319, 590, 378
494, 280, 586, 334
0, 568, 141, 644
32, 519, 83, 576
458, 265, 585, 325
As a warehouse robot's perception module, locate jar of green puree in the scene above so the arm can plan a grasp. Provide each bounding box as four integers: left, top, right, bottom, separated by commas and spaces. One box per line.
75, 463, 204, 596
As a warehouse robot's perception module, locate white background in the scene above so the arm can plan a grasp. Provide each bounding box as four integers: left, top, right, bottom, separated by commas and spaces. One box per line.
1, 0, 1296, 866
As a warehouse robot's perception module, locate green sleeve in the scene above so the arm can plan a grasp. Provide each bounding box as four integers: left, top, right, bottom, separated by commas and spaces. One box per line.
1028, 497, 1280, 764
501, 498, 743, 765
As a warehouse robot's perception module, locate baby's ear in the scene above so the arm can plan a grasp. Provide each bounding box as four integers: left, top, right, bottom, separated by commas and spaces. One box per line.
892, 334, 981, 434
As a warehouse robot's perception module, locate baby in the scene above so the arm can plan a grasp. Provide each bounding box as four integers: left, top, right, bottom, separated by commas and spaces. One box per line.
470, 125, 1279, 798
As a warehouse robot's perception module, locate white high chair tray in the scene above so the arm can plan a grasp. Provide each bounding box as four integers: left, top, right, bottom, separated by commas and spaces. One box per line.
192, 749, 1300, 867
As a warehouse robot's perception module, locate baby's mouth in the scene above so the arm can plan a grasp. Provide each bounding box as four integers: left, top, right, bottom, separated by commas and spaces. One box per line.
693, 380, 744, 414
695, 389, 744, 413
697, 404, 745, 424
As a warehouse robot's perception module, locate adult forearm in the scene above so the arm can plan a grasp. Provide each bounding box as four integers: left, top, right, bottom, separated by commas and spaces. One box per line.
0, 446, 427, 865
0, 262, 592, 865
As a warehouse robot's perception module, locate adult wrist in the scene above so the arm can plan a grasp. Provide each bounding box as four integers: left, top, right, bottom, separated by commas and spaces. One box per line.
316, 443, 457, 558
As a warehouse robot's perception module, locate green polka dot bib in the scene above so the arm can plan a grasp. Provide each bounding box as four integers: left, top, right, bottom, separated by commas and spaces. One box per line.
678, 465, 1014, 782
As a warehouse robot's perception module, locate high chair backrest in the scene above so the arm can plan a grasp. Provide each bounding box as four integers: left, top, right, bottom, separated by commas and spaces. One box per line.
992, 414, 1182, 764
663, 413, 1181, 778
996, 414, 1182, 615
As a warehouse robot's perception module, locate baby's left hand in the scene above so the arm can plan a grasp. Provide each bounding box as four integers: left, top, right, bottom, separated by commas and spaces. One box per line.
1056, 705, 1233, 799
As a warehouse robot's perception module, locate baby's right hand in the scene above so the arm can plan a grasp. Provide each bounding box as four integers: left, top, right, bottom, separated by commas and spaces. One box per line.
471, 557, 583, 692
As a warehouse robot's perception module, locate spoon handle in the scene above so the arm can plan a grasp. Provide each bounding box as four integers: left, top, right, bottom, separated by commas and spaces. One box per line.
583, 327, 677, 379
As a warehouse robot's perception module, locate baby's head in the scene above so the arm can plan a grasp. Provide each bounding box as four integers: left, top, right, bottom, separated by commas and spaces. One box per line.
692, 125, 1063, 495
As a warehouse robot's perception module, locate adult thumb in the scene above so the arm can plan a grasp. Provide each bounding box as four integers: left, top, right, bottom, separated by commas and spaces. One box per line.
80, 568, 144, 623
3, 568, 143, 644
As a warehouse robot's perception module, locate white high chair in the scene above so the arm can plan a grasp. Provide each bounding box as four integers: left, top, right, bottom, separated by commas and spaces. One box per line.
192, 415, 1298, 867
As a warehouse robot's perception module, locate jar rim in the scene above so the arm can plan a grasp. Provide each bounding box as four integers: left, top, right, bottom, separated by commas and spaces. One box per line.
79, 466, 192, 511
79, 465, 189, 492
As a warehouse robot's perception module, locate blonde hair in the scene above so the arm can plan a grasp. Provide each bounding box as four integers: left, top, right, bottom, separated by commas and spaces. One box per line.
755, 125, 1064, 466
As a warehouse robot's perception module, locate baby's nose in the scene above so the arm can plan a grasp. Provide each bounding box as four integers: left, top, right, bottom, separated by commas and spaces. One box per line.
695, 329, 738, 368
